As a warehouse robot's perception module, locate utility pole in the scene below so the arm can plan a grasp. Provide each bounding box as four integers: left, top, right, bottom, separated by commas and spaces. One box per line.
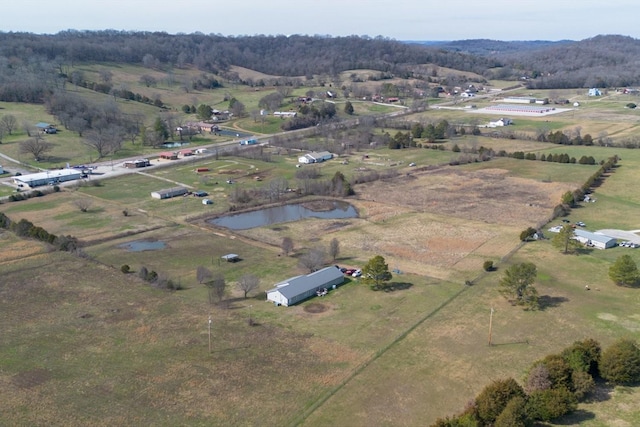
208, 315, 212, 353
488, 307, 494, 346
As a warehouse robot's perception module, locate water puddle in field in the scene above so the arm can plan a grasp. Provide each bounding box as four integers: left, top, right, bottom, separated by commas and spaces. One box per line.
209, 201, 357, 230
118, 240, 167, 252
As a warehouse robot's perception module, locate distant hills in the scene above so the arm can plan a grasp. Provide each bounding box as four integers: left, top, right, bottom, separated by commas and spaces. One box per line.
403, 39, 574, 56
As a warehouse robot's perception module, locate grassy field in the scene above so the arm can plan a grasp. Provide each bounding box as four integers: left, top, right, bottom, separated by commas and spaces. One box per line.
3, 67, 640, 426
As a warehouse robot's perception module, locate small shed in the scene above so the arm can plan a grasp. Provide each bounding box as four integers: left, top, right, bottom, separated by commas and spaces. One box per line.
221, 254, 240, 262
266, 267, 344, 306
0, 165, 4, 174
151, 186, 188, 199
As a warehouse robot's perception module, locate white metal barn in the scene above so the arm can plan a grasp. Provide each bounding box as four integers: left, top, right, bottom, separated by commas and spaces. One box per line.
266, 267, 344, 306
574, 229, 617, 249
14, 169, 82, 187
297, 151, 333, 164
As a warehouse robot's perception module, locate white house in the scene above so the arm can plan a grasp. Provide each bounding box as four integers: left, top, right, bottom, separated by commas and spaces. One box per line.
488, 118, 513, 127
151, 186, 188, 199
297, 151, 333, 164
588, 88, 602, 97
266, 267, 344, 306
273, 111, 297, 118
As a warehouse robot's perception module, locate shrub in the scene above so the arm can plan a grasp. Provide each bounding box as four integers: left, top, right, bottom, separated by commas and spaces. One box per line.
600, 338, 640, 385
483, 260, 494, 271
121, 264, 130, 274
526, 387, 577, 421
475, 378, 525, 424
494, 396, 531, 427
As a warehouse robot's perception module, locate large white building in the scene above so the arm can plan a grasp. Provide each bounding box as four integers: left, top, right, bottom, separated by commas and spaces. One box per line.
14, 169, 83, 187
297, 151, 333, 164
266, 267, 344, 306
573, 229, 617, 249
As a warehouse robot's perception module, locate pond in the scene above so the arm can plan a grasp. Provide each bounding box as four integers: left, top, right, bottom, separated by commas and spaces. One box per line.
218, 129, 252, 138
209, 201, 357, 230
118, 240, 167, 252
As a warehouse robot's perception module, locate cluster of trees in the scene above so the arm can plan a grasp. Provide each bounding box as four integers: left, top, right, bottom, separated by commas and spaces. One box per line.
0, 31, 493, 80
132, 265, 183, 291
0, 212, 78, 252
538, 130, 595, 146
551, 155, 618, 220
279, 237, 341, 273
411, 120, 452, 142
281, 102, 337, 131
511, 151, 597, 165
227, 169, 354, 208
433, 337, 640, 426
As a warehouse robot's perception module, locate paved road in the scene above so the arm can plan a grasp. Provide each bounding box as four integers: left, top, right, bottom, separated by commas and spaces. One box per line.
597, 229, 640, 244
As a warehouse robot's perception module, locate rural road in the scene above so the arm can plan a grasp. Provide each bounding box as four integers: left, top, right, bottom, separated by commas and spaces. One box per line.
596, 229, 640, 244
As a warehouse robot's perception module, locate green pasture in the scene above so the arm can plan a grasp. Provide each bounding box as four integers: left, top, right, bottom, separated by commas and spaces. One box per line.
460, 156, 598, 184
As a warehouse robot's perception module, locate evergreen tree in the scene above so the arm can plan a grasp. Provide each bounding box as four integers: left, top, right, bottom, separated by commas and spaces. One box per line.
609, 254, 640, 286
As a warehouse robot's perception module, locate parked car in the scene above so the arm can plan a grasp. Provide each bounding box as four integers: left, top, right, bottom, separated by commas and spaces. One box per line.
576, 221, 586, 227
344, 269, 356, 276
562, 219, 571, 223
202, 198, 213, 205
193, 190, 208, 197
352, 269, 362, 277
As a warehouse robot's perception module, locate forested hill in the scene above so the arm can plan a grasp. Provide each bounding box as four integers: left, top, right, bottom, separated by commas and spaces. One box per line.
0, 31, 495, 77
495, 35, 640, 89
1, 31, 640, 101
404, 39, 572, 56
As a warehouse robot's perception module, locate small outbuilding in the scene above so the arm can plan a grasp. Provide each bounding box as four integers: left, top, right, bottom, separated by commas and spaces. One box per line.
266, 266, 344, 306
221, 254, 240, 262
151, 186, 188, 199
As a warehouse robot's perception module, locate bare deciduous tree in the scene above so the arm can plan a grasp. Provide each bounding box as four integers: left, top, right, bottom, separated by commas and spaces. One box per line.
237, 274, 260, 298
73, 199, 93, 212
0, 115, 17, 135
19, 138, 53, 161
196, 266, 213, 284
281, 237, 294, 256
208, 273, 226, 303
84, 125, 124, 159
329, 238, 340, 261
299, 248, 326, 273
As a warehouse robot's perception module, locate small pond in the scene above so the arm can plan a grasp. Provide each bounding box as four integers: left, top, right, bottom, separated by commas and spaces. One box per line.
209, 201, 357, 230
118, 240, 167, 252
218, 129, 252, 138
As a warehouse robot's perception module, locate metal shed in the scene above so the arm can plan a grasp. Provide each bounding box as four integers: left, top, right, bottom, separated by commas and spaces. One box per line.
266, 267, 344, 306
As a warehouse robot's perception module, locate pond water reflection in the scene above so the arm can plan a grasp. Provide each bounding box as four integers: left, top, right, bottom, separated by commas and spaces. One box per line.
209, 201, 357, 230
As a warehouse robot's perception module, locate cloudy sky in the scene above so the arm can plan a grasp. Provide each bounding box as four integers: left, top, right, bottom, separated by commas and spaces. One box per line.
4, 0, 639, 41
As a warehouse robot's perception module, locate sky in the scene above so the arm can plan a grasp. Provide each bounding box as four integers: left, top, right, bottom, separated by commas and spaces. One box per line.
4, 0, 640, 41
